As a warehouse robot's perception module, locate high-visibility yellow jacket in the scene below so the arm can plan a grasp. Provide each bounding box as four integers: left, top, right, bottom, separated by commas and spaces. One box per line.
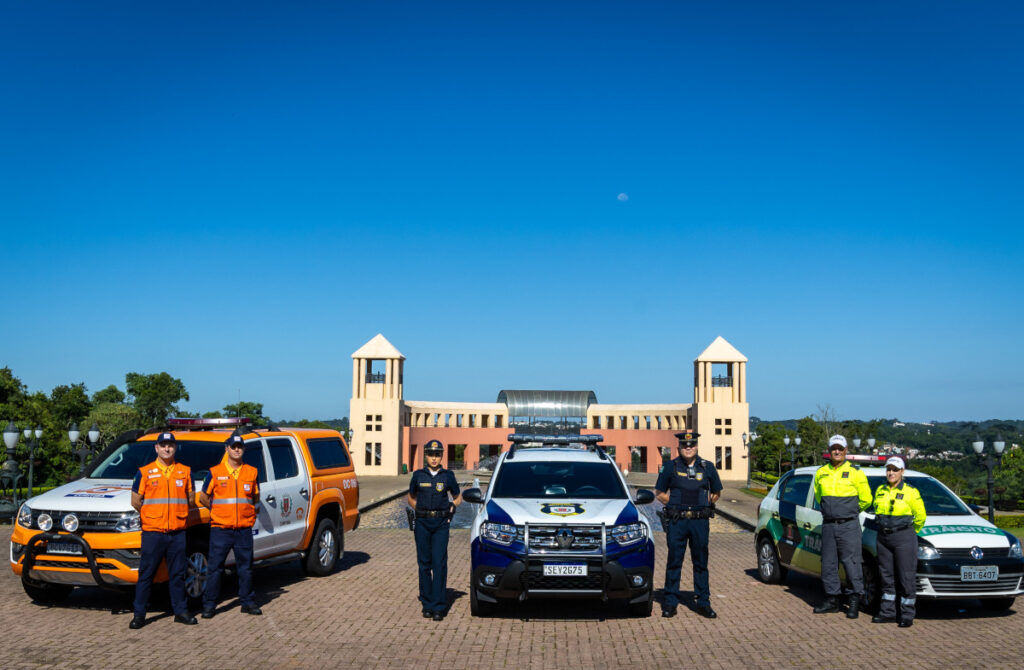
873, 481, 927, 532
813, 460, 872, 520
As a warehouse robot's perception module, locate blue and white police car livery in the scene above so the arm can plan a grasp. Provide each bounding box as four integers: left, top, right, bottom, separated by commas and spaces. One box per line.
756, 462, 1024, 612
461, 434, 656, 617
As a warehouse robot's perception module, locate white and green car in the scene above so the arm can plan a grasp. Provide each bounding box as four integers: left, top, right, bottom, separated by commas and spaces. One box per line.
755, 465, 1024, 612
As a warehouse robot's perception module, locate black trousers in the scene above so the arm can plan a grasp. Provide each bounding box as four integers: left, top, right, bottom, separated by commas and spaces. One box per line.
877, 527, 917, 620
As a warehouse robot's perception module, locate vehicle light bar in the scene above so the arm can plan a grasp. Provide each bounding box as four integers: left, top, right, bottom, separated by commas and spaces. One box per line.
507, 434, 604, 444
821, 452, 888, 463
167, 417, 253, 428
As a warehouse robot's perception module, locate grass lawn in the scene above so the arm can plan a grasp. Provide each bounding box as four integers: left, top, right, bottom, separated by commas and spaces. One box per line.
739, 487, 767, 499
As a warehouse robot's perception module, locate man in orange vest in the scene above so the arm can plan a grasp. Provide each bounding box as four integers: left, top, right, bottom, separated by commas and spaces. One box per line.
129, 431, 197, 629
199, 433, 261, 618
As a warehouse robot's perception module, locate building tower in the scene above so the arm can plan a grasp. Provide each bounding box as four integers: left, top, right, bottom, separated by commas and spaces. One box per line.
692, 336, 750, 476
349, 334, 405, 475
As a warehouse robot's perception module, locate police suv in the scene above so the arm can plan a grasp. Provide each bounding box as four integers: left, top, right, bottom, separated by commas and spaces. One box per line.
462, 434, 656, 617
755, 458, 1024, 611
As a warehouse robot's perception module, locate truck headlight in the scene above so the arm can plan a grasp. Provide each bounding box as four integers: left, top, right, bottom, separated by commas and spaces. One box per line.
115, 511, 142, 533
610, 523, 647, 546
917, 541, 939, 560
17, 504, 33, 528
1008, 534, 1023, 559
482, 522, 520, 546
37, 513, 53, 532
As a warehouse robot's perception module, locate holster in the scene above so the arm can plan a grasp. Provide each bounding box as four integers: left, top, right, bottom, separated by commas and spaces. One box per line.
405, 506, 416, 532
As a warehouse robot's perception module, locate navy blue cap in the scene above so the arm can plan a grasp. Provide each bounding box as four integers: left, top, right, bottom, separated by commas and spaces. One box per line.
674, 430, 700, 443
225, 434, 245, 449
156, 432, 177, 444
424, 439, 444, 454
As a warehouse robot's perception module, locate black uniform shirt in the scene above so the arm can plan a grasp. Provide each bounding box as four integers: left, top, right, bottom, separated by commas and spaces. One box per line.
409, 467, 460, 510
655, 456, 723, 508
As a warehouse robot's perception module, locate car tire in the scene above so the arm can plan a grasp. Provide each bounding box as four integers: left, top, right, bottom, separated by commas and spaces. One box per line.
184, 539, 210, 605
981, 597, 1015, 612
628, 590, 654, 617
469, 582, 495, 617
757, 536, 786, 584
22, 581, 74, 604
304, 517, 339, 576
860, 555, 881, 615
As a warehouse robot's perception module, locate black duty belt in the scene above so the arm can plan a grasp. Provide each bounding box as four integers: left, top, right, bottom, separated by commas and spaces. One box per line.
823, 517, 857, 524
878, 525, 912, 535
416, 510, 447, 518
663, 507, 713, 520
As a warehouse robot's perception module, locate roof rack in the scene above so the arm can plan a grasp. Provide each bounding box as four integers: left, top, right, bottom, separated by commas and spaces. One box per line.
506, 433, 606, 460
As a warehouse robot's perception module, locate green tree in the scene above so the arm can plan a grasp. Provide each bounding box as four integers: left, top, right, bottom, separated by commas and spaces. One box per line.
796, 415, 826, 466
222, 401, 266, 423
86, 402, 144, 446
202, 410, 224, 419
125, 372, 190, 427
752, 422, 791, 475
92, 384, 126, 405
49, 383, 92, 430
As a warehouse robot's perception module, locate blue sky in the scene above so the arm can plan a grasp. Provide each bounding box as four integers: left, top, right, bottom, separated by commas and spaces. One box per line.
2, 2, 1021, 423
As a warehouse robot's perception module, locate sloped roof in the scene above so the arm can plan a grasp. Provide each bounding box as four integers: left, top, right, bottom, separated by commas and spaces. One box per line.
694, 336, 747, 362
351, 334, 405, 359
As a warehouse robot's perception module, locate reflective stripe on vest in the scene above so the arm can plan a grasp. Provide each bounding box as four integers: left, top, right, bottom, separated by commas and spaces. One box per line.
207, 462, 258, 529
138, 461, 191, 533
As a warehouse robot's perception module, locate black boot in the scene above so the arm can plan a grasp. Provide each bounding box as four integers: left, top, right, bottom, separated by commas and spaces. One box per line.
845, 595, 860, 619
813, 596, 841, 614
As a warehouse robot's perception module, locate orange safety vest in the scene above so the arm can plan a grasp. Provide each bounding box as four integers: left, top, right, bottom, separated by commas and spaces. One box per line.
205, 460, 259, 529
138, 460, 192, 533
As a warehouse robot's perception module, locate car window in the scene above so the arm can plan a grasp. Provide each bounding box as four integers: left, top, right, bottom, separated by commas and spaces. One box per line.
306, 437, 351, 469
267, 438, 300, 480
89, 440, 224, 482
774, 473, 792, 500
491, 461, 627, 499
780, 474, 812, 506
243, 441, 268, 484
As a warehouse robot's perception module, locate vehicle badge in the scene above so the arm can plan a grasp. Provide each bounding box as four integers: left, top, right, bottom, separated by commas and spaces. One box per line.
296, 507, 304, 519
541, 503, 584, 517
282, 495, 291, 516
556, 529, 575, 550
970, 546, 984, 560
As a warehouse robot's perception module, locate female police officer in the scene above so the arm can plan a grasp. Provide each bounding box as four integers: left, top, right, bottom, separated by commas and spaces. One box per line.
871, 456, 926, 627
407, 439, 461, 621
655, 430, 722, 619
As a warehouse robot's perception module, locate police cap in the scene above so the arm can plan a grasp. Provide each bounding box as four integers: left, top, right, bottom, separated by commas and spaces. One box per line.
674, 430, 700, 445
424, 439, 444, 455
156, 432, 176, 444
225, 434, 245, 449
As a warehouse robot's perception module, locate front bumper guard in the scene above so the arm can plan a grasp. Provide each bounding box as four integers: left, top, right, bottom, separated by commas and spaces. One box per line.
21, 532, 125, 591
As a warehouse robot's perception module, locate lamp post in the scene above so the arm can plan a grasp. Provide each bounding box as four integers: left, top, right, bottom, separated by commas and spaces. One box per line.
742, 432, 751, 488
852, 435, 876, 454
2, 421, 24, 521
972, 434, 1005, 524
69, 422, 101, 476
783, 434, 801, 471
21, 424, 42, 499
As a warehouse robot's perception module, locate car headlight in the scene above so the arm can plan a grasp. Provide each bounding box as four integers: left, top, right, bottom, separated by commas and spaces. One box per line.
482, 521, 521, 546
610, 523, 647, 546
37, 513, 53, 532
1008, 534, 1023, 559
17, 503, 33, 528
114, 511, 142, 533
917, 541, 939, 560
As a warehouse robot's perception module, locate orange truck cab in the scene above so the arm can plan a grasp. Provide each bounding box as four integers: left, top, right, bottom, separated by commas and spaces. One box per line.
10, 417, 359, 604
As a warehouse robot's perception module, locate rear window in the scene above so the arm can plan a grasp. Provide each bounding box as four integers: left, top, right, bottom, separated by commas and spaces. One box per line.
306, 437, 351, 469
491, 461, 627, 499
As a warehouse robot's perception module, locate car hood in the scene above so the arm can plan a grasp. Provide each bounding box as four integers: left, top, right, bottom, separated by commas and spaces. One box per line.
487, 498, 638, 526
26, 479, 140, 513
916, 515, 1010, 548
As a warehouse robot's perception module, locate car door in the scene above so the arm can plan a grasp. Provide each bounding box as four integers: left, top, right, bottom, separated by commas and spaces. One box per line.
260, 436, 309, 554
794, 479, 823, 574
242, 438, 275, 558
776, 474, 816, 571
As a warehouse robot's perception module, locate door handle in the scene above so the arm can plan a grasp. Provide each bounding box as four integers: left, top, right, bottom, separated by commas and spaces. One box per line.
300, 488, 309, 498
802, 523, 812, 530
265, 495, 276, 504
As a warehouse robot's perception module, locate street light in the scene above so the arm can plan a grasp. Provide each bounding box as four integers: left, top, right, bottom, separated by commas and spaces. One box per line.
742, 432, 750, 488
21, 424, 42, 499
972, 434, 1005, 523
69, 422, 101, 476
783, 434, 801, 471
2, 421, 24, 521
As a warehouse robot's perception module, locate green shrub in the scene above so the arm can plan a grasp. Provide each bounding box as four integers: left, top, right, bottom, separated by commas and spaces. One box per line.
995, 515, 1024, 529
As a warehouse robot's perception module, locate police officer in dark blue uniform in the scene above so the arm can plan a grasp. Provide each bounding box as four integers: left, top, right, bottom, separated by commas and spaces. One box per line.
407, 439, 461, 621
655, 429, 723, 619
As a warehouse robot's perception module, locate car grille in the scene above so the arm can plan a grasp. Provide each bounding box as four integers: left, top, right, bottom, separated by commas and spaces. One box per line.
33, 559, 118, 570
938, 547, 1010, 559
523, 572, 607, 590
31, 510, 130, 532
920, 574, 1023, 593
526, 525, 603, 552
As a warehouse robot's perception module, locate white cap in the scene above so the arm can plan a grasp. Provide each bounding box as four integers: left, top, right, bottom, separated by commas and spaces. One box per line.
885, 456, 906, 470
828, 435, 847, 449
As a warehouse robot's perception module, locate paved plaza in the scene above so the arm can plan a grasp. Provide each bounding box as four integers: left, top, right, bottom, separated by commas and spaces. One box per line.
2, 519, 1023, 670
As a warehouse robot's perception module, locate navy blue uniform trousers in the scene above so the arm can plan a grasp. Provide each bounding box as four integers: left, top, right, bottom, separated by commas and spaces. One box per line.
663, 518, 711, 609
134, 529, 187, 618
203, 527, 255, 609
414, 516, 450, 613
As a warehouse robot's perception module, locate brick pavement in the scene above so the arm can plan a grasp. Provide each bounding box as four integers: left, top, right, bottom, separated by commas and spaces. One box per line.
2, 524, 1023, 669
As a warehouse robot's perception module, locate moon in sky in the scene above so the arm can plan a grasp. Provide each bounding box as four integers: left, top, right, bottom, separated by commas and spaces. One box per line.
617, 193, 628, 201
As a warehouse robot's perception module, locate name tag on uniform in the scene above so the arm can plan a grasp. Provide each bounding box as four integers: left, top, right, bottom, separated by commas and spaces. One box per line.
148, 473, 160, 479
217, 476, 229, 480
841, 472, 849, 478
676, 470, 686, 477
420, 482, 431, 487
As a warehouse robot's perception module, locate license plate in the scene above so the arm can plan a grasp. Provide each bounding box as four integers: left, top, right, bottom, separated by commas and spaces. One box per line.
543, 563, 586, 577
47, 541, 82, 556
961, 565, 998, 582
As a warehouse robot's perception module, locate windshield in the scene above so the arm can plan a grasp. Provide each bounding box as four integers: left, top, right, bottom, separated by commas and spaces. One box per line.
89, 441, 227, 483
866, 475, 973, 516
491, 461, 627, 499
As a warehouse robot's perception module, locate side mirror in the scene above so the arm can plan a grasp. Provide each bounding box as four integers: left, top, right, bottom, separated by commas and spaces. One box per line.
462, 488, 484, 504
634, 489, 655, 505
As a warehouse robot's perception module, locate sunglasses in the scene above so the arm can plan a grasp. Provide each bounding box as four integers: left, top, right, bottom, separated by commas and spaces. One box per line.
227, 444, 244, 450
885, 466, 901, 472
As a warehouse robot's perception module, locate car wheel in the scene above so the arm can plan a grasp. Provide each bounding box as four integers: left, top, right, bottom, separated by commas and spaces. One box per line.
628, 589, 654, 617
304, 517, 339, 576
22, 581, 73, 604
469, 582, 495, 617
860, 555, 881, 614
184, 541, 210, 603
757, 536, 785, 584
981, 597, 1015, 612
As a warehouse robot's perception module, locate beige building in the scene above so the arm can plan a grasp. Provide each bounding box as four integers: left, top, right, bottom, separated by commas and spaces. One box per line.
349, 334, 750, 482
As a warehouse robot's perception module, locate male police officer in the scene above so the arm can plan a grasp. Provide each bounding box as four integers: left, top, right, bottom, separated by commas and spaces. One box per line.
407, 439, 461, 621
200, 433, 261, 618
129, 431, 197, 628
655, 429, 722, 619
812, 435, 872, 619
